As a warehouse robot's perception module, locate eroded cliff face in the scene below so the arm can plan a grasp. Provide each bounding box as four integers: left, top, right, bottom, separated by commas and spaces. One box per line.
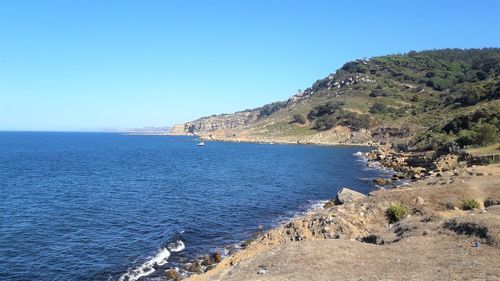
171, 110, 260, 135
169, 73, 378, 137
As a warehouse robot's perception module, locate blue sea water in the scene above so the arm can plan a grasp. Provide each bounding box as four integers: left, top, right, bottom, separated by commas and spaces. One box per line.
0, 132, 391, 281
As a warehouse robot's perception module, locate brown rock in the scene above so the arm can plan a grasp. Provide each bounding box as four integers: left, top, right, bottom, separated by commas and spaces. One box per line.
202, 255, 214, 266
165, 269, 181, 281
187, 261, 202, 273
213, 252, 222, 263
435, 155, 459, 172
373, 178, 390, 185
323, 201, 335, 209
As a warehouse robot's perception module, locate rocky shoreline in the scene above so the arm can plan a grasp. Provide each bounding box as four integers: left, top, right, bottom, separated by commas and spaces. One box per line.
159, 142, 499, 281
181, 165, 499, 281
190, 133, 374, 147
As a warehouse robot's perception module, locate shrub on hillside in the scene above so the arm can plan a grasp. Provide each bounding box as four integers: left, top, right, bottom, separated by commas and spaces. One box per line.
369, 102, 389, 114
313, 115, 337, 131
341, 61, 369, 73
455, 124, 498, 147
476, 70, 488, 81
307, 101, 344, 120
474, 123, 498, 146
369, 89, 390, 97
460, 199, 480, 210
386, 203, 408, 223
426, 77, 453, 91
414, 131, 455, 151
338, 112, 371, 130
456, 130, 477, 147
259, 101, 286, 118
292, 113, 306, 124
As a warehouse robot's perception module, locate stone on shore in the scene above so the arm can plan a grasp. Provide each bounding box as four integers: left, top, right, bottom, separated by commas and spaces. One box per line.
213, 252, 222, 263
165, 268, 181, 281
202, 252, 223, 266
323, 201, 335, 209
373, 178, 391, 185
187, 261, 202, 273
202, 255, 214, 266
334, 187, 366, 205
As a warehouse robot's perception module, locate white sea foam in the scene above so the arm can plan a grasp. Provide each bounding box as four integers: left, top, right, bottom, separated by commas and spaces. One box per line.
118, 240, 186, 281
167, 240, 185, 252
308, 200, 330, 211
353, 151, 364, 157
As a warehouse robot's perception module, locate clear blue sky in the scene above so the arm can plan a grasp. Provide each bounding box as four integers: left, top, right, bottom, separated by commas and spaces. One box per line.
1, 0, 499, 131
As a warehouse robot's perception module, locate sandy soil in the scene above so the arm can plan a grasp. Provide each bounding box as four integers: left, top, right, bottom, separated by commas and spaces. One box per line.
183, 164, 500, 281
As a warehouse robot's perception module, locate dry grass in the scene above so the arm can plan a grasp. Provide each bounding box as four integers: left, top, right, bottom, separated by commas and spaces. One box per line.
467, 143, 500, 156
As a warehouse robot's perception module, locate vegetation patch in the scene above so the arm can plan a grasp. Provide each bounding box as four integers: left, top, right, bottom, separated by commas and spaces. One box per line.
459, 199, 480, 210
292, 113, 306, 124
415, 106, 500, 150
259, 101, 286, 118
386, 203, 408, 223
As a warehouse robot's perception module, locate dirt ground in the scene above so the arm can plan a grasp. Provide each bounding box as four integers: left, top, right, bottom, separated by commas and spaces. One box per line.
184, 164, 500, 281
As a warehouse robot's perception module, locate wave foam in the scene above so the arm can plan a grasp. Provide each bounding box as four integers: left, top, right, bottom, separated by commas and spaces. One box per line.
353, 151, 364, 157
119, 239, 186, 281
167, 240, 185, 252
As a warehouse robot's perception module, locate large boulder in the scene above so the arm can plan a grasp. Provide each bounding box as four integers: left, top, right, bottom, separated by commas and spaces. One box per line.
334, 187, 366, 205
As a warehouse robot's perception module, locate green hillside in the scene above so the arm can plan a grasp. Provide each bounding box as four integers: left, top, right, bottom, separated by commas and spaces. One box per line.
247, 48, 500, 149
178, 48, 499, 153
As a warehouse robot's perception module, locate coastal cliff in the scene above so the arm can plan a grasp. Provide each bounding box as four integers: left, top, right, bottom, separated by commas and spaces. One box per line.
170, 110, 260, 135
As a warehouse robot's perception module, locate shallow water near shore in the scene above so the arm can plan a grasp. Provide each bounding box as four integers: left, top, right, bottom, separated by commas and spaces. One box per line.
0, 132, 391, 281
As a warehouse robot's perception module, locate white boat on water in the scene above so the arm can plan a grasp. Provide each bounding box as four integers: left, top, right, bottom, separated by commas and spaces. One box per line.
197, 141, 205, 146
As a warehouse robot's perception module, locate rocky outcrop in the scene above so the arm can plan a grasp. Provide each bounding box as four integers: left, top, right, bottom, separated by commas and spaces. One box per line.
365, 145, 467, 180
333, 188, 366, 205
405, 152, 437, 169
434, 154, 460, 172
171, 110, 260, 134
170, 124, 190, 135
371, 127, 411, 140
